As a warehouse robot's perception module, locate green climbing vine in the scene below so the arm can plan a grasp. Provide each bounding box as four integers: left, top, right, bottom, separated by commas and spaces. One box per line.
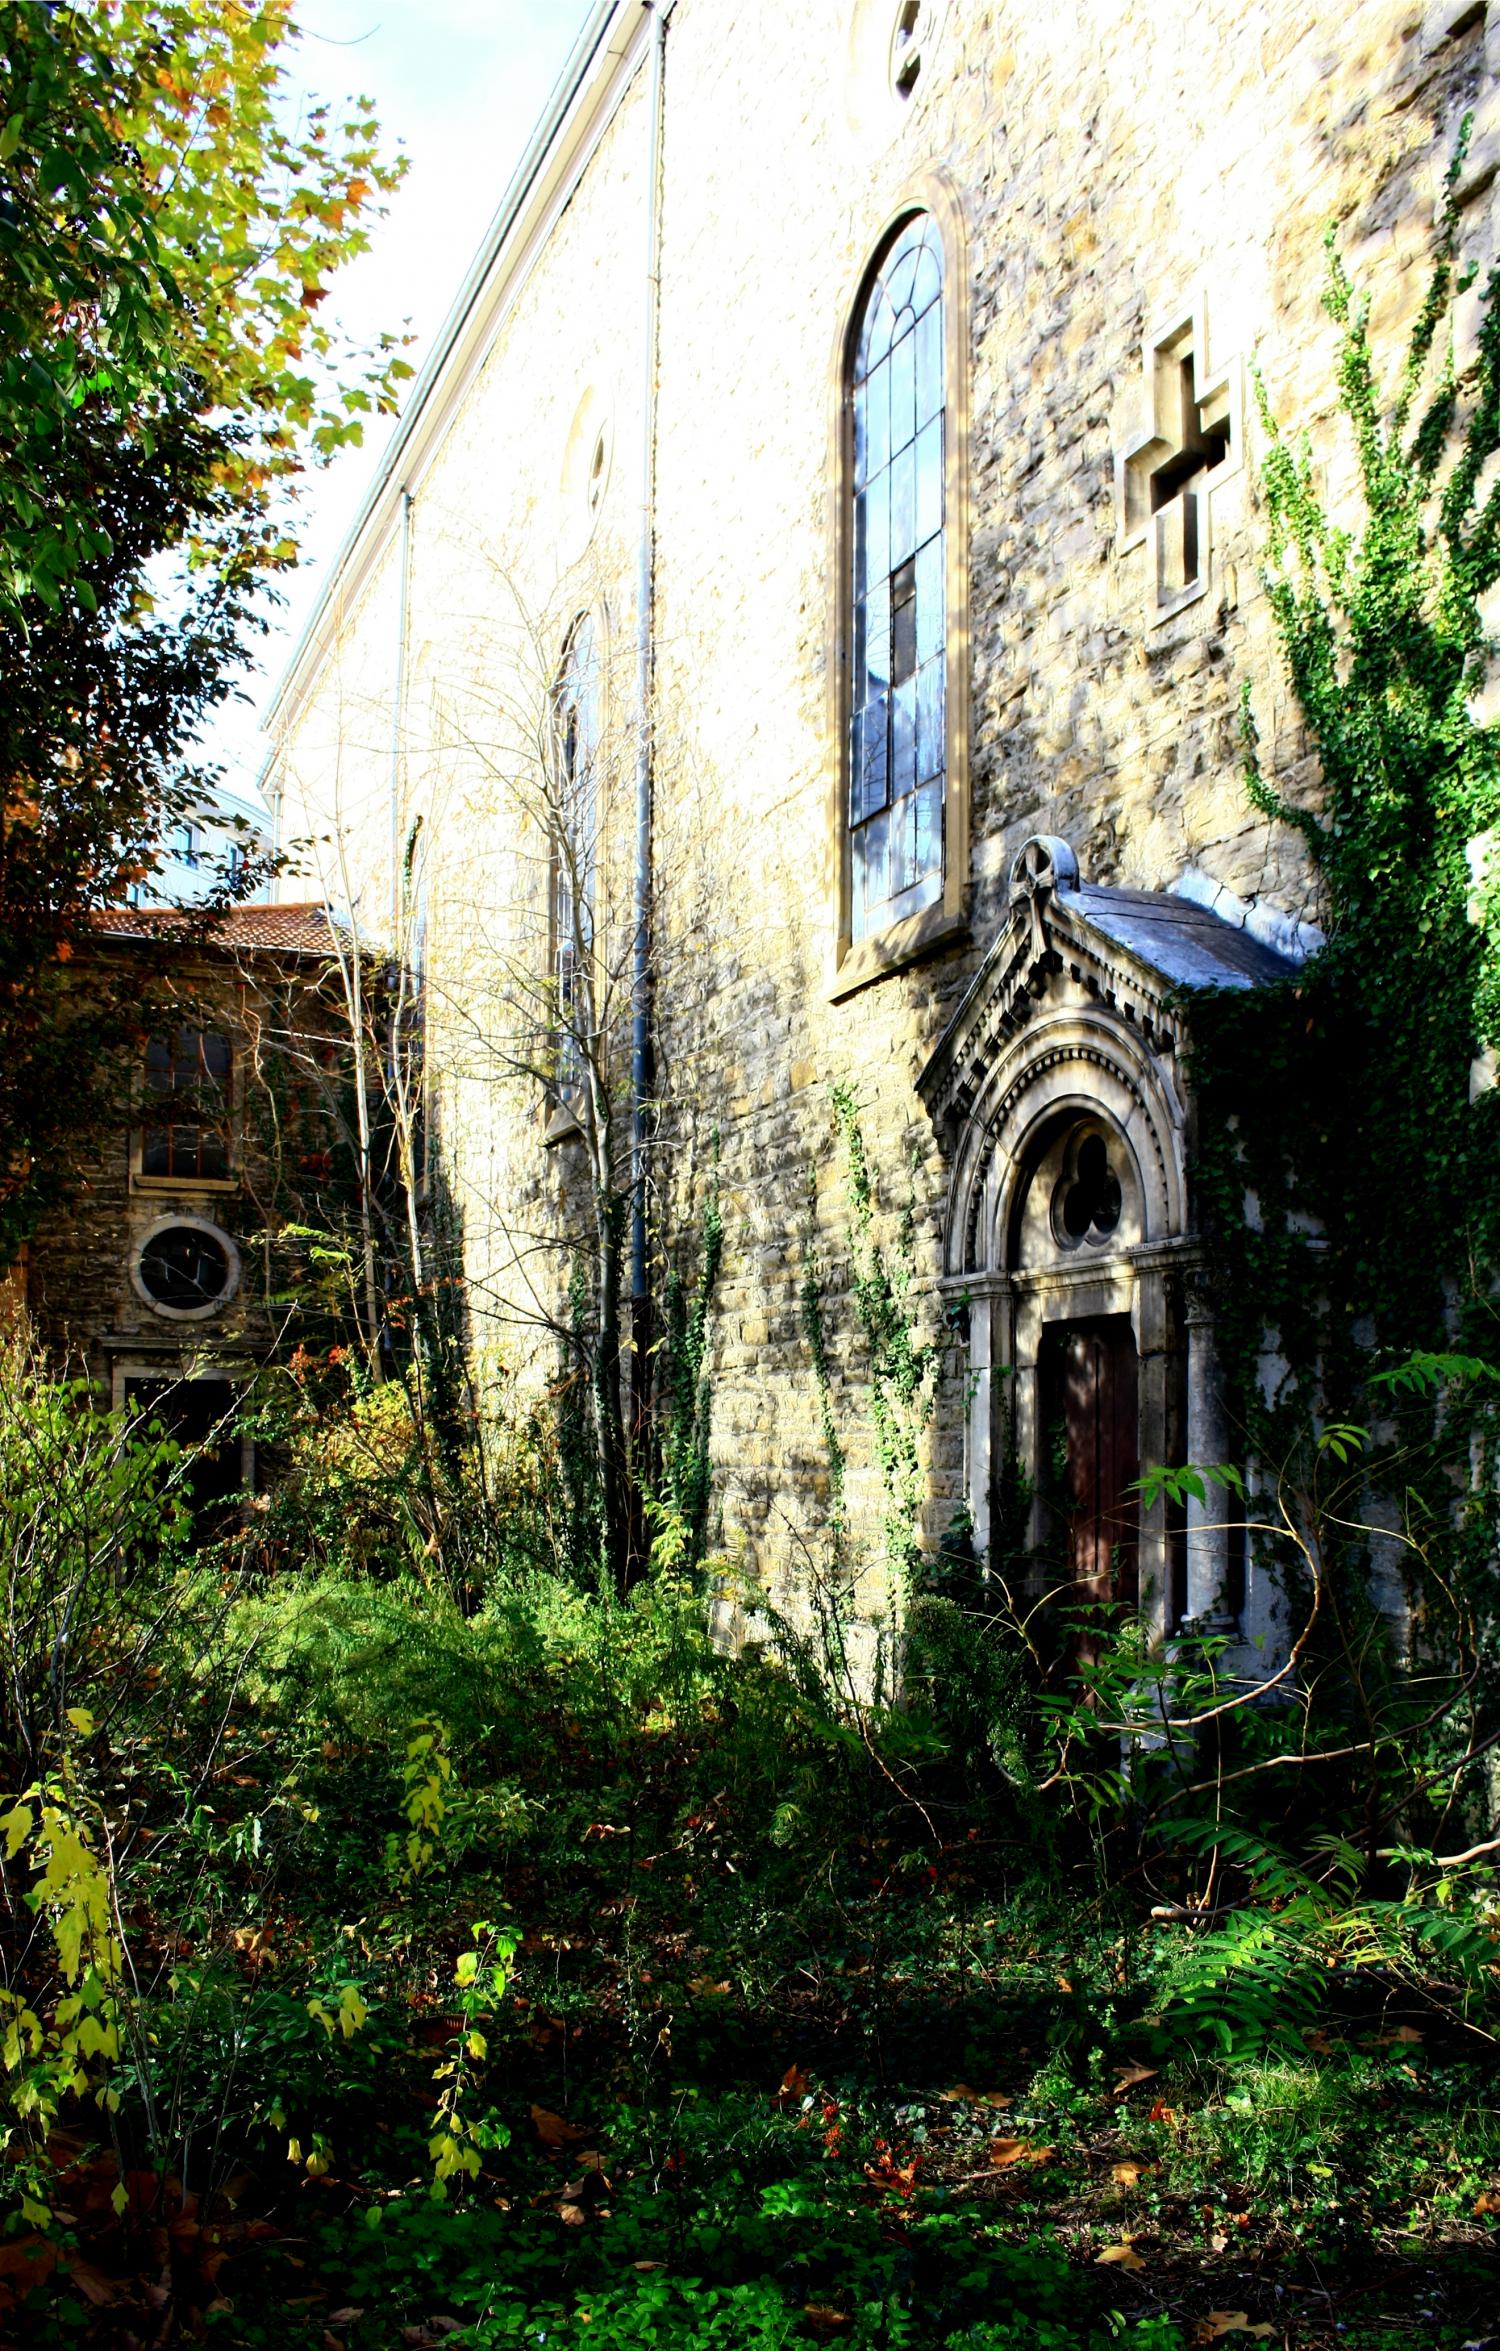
653, 1151, 725, 1576
828, 1084, 938, 1617
1188, 130, 1500, 1832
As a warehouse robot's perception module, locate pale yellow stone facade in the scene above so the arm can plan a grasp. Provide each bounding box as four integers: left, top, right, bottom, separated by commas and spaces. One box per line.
266, 0, 1500, 1637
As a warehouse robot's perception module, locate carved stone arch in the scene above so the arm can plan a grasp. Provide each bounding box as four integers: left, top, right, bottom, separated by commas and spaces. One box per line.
918, 834, 1304, 1647
943, 1008, 1188, 1279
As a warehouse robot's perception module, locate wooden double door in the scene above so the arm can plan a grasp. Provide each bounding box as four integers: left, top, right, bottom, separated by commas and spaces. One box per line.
1038, 1315, 1139, 1608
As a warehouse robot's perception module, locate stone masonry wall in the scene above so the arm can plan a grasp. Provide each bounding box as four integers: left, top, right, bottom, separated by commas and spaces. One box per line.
271, 0, 1496, 1638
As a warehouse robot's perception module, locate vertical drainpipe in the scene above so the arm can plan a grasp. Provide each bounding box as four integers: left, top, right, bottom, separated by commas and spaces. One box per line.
631, 0, 670, 1457
390, 486, 413, 941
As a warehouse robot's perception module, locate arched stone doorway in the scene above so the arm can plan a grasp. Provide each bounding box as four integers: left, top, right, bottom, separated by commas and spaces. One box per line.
918, 836, 1300, 1646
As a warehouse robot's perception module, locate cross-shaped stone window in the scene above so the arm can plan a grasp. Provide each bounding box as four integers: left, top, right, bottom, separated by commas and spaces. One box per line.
1116, 295, 1240, 621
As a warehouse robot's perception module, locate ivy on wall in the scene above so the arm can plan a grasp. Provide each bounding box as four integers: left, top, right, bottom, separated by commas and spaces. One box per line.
1188, 140, 1500, 1757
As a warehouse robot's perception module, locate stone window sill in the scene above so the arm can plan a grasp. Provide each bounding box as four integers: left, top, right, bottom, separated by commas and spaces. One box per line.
829, 900, 966, 1002
543, 1092, 586, 1147
131, 1174, 238, 1195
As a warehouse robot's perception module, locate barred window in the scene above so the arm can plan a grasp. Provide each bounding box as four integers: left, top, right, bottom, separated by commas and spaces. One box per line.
551, 617, 599, 1088
850, 213, 946, 944
141, 1030, 232, 1181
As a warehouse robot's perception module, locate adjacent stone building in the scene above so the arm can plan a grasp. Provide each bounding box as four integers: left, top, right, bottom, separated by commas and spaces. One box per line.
24, 904, 348, 1499
263, 0, 1500, 1651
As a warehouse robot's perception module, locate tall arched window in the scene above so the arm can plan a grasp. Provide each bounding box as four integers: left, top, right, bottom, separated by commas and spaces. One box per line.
551, 615, 600, 1089
849, 212, 946, 944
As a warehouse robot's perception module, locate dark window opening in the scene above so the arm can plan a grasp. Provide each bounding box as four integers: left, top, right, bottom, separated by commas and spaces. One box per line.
892, 0, 923, 96
138, 1225, 233, 1312
125, 1376, 245, 1516
142, 1029, 232, 1180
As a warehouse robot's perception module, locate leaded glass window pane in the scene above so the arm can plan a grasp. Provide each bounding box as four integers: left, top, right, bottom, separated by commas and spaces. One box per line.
915, 536, 943, 666
915, 415, 942, 548
889, 440, 915, 568
916, 658, 944, 783
915, 304, 942, 429
849, 214, 946, 942
891, 676, 917, 800
139, 1030, 232, 1180
864, 359, 889, 482
864, 577, 891, 699
889, 324, 916, 453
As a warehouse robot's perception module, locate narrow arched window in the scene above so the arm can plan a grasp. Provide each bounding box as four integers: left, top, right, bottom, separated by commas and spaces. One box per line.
551, 615, 600, 1089
850, 213, 946, 944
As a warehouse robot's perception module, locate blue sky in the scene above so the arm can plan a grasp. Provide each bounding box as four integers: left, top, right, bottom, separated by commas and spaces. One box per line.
209, 0, 594, 798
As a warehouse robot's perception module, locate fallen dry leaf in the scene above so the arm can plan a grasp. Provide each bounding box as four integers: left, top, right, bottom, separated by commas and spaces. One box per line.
62, 2257, 119, 2308
1474, 2189, 1500, 2215
327, 2313, 365, 2328
0, 2238, 60, 2298
938, 2083, 1010, 2107
988, 2135, 1053, 2168
804, 2308, 851, 2329
1194, 2317, 1276, 2344
558, 2202, 586, 2227
1096, 2242, 1146, 2272
775, 2062, 811, 2107
530, 2104, 588, 2147
1111, 2160, 1156, 2185
1209, 2227, 1230, 2253
1112, 2062, 1158, 2097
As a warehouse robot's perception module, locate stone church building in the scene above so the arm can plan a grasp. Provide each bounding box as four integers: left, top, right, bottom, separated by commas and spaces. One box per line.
264, 0, 1499, 1655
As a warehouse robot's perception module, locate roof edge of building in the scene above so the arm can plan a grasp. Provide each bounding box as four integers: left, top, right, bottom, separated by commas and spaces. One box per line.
261, 0, 640, 743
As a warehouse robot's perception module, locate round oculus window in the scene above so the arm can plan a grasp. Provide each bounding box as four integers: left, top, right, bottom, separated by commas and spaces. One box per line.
137, 1223, 234, 1313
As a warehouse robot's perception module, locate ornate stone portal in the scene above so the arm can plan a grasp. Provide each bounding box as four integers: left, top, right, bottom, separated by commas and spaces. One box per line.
917, 836, 1299, 1647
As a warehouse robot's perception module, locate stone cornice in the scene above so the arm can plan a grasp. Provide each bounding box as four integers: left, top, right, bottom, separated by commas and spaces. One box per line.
917, 835, 1300, 1140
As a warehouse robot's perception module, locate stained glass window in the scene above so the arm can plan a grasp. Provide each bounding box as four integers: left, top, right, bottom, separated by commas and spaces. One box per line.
552, 616, 600, 1088
141, 1030, 232, 1180
850, 214, 945, 943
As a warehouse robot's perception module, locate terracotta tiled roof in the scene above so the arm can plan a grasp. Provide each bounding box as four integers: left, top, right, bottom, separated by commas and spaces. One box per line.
91, 901, 344, 959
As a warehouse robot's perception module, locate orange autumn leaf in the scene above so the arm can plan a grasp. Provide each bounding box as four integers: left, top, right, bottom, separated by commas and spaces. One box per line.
1194, 2317, 1276, 2344
529, 2104, 587, 2147
989, 2136, 1054, 2168
1111, 2159, 1156, 2185
1096, 2242, 1146, 2271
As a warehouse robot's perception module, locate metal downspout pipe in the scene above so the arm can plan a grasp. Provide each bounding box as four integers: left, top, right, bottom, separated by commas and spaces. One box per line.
630, 0, 670, 1466
389, 486, 413, 943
